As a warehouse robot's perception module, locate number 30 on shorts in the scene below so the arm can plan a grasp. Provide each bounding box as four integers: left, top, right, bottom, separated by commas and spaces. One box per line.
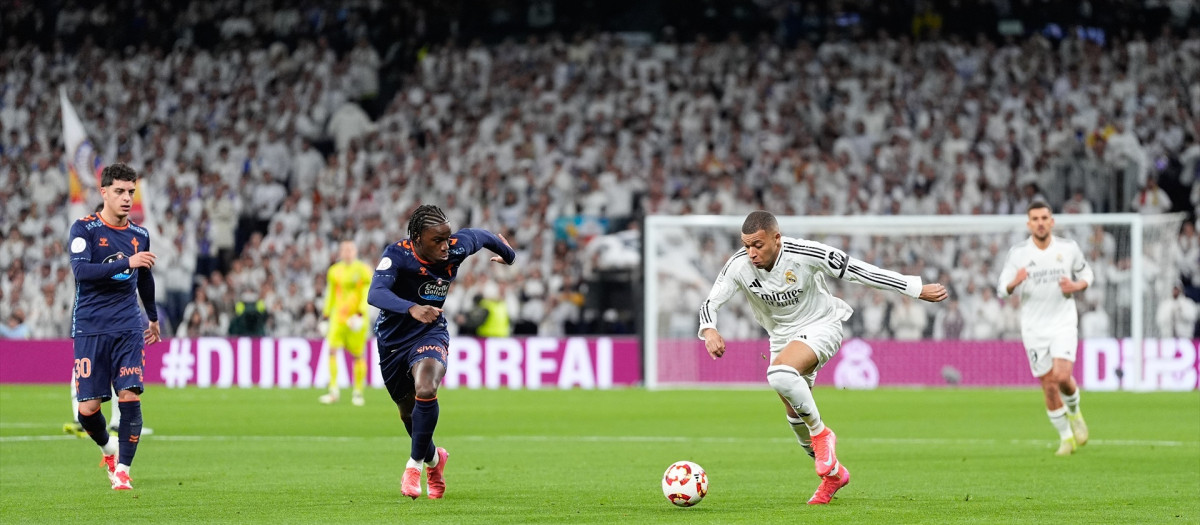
74, 358, 92, 379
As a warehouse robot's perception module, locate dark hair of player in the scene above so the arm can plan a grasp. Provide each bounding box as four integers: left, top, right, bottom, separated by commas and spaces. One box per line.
742, 210, 778, 235
1027, 201, 1051, 214
100, 163, 138, 187
408, 204, 449, 241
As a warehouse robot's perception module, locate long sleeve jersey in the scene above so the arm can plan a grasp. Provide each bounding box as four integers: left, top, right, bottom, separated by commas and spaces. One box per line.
67, 213, 157, 337
699, 236, 922, 340
368, 228, 515, 348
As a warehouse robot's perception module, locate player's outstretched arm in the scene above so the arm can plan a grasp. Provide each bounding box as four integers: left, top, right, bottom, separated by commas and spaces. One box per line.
919, 283, 949, 302
457, 228, 517, 265
490, 233, 514, 265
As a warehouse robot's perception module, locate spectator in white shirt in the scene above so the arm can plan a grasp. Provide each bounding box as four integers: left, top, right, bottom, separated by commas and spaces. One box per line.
1130, 176, 1172, 214
1156, 286, 1198, 338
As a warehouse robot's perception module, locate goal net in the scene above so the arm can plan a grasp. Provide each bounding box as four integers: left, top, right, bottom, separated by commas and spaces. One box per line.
643, 213, 1190, 390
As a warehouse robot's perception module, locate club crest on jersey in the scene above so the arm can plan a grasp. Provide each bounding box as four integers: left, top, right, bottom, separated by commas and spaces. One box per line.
103, 252, 135, 281
785, 270, 797, 284
419, 278, 450, 301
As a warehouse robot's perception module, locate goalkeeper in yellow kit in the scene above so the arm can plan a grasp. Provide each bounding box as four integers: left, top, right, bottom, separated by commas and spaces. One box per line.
320, 240, 375, 406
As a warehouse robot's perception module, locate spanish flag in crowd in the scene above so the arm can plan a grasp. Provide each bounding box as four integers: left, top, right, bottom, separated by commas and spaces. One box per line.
60, 87, 145, 222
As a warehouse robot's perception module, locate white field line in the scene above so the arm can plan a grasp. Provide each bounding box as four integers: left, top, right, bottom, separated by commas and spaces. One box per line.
1, 433, 1195, 447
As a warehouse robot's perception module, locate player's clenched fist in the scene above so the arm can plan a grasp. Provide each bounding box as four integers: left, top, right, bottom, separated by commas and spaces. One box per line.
128, 251, 156, 269
702, 328, 725, 359
919, 283, 949, 302
408, 304, 443, 323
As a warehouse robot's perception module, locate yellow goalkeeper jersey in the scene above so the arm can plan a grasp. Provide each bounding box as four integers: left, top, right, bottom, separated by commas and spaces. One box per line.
324, 260, 374, 324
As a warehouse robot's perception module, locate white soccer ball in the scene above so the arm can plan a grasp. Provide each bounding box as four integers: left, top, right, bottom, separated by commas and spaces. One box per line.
662, 460, 708, 507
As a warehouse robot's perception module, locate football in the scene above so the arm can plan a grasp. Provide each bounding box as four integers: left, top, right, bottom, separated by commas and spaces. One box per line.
661, 460, 708, 507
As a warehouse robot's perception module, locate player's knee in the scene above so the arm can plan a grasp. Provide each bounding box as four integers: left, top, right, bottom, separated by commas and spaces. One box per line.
414, 383, 439, 400
1040, 379, 1058, 394
78, 400, 102, 416
1045, 368, 1070, 386
766, 364, 802, 393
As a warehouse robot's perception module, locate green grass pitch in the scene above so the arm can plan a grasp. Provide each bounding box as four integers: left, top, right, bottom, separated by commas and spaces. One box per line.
1, 385, 1197, 524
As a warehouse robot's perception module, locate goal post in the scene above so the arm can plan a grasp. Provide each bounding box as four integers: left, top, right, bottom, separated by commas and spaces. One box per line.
643, 213, 1189, 390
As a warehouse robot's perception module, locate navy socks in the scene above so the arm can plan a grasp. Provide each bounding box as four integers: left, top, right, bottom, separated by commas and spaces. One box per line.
410, 397, 439, 463
118, 400, 142, 466
77, 409, 110, 448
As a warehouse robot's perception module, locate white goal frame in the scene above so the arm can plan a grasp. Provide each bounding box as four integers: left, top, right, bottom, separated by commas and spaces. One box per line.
642, 213, 1184, 390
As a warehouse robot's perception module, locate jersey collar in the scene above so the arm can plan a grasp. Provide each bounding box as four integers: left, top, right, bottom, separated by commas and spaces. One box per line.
95, 213, 129, 230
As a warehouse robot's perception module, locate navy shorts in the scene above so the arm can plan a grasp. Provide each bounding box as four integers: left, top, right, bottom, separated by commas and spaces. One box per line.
73, 330, 145, 402
379, 332, 449, 404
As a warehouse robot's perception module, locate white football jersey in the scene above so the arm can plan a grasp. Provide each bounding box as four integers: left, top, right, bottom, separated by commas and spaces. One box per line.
996, 235, 1093, 342
698, 236, 924, 340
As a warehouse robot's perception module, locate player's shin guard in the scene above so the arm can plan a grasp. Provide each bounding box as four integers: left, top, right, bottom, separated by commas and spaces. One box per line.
411, 397, 439, 463
118, 400, 142, 467
77, 408, 111, 448
787, 416, 815, 458
767, 365, 825, 435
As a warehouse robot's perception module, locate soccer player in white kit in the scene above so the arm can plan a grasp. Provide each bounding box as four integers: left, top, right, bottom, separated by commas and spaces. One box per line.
997, 202, 1093, 456
699, 211, 948, 505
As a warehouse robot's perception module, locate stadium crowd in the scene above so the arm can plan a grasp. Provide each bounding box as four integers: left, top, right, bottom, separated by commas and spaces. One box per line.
1, 1, 1198, 342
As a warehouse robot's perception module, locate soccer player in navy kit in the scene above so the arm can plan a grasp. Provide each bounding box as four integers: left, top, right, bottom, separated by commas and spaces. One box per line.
67, 163, 160, 490
368, 204, 515, 500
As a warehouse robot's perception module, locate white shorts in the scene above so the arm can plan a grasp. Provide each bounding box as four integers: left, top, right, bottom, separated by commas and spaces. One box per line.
1023, 331, 1078, 378
769, 320, 844, 387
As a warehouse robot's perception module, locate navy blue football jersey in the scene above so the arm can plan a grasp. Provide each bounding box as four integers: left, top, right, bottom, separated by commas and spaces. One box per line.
67, 213, 154, 337
369, 228, 515, 348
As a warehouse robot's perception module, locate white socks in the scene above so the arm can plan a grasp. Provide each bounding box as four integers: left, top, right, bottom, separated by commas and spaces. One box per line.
768, 365, 825, 436
787, 416, 815, 457
1047, 407, 1072, 439
407, 453, 439, 470
101, 440, 118, 456
1061, 390, 1080, 416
